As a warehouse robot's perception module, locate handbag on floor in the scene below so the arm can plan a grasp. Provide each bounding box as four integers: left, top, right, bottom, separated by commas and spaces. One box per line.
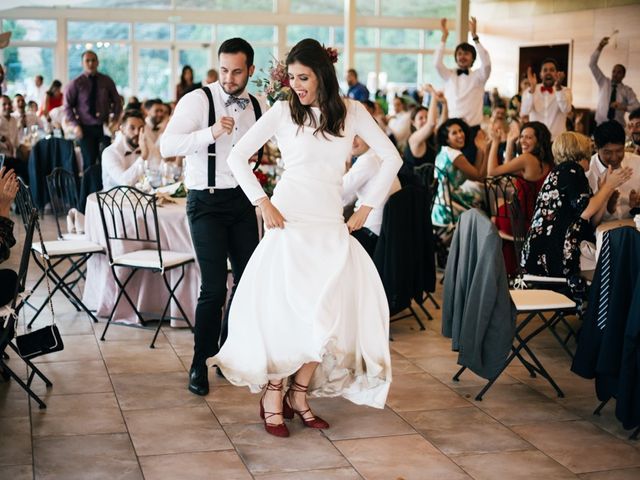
14, 216, 64, 359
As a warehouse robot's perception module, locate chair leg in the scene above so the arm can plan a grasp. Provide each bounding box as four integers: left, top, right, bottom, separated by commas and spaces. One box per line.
630, 427, 640, 441
452, 365, 466, 381
408, 304, 426, 331
0, 359, 47, 409
8, 342, 53, 388
593, 399, 608, 416
151, 267, 194, 349
101, 268, 140, 341
417, 295, 434, 321
45, 255, 99, 324
427, 292, 440, 309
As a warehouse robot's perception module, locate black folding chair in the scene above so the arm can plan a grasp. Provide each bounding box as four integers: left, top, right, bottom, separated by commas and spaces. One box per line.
0, 210, 53, 409
46, 167, 82, 240
14, 178, 103, 328
96, 186, 195, 348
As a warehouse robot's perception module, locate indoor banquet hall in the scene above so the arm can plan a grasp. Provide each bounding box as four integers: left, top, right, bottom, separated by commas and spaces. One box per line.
1, 0, 640, 479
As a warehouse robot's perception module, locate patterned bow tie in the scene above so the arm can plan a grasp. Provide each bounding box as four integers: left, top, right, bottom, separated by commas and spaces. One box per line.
225, 95, 250, 110
457, 68, 469, 76
540, 85, 554, 94
124, 149, 141, 156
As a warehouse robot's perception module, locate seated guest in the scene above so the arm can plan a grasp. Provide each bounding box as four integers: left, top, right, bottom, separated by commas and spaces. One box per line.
346, 69, 369, 101
586, 120, 640, 220
343, 135, 401, 258
520, 132, 632, 309
140, 98, 167, 167
628, 108, 640, 155
12, 93, 42, 133
40, 80, 63, 120
520, 58, 572, 140
101, 110, 146, 190
487, 102, 510, 162
387, 96, 412, 151
176, 65, 201, 102
403, 84, 448, 172
432, 118, 488, 225
0, 166, 19, 307
0, 95, 27, 181
125, 96, 141, 112
487, 121, 554, 274
205, 68, 218, 85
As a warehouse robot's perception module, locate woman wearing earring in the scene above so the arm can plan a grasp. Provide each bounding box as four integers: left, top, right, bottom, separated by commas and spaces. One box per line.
212, 39, 402, 437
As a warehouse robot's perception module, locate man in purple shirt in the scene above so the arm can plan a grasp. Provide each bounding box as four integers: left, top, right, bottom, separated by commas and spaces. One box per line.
64, 50, 122, 169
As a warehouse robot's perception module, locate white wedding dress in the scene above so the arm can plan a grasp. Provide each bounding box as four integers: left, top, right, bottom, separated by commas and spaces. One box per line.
212, 99, 402, 408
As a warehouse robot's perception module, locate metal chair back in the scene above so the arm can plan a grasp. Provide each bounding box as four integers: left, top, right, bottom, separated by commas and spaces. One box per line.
46, 167, 79, 239
96, 186, 164, 268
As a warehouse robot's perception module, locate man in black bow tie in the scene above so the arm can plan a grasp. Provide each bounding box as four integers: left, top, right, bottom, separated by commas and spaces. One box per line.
101, 110, 145, 190
161, 38, 267, 397
434, 16, 491, 165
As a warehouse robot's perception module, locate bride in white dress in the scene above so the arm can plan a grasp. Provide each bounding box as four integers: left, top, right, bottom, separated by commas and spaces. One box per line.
212, 38, 402, 437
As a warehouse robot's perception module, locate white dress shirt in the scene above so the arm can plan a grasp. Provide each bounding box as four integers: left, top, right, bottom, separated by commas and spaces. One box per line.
0, 115, 19, 157
342, 149, 402, 236
587, 151, 640, 220
589, 48, 640, 126
520, 84, 572, 140
101, 132, 144, 190
28, 83, 47, 108
11, 111, 42, 144
434, 40, 491, 127
160, 82, 267, 191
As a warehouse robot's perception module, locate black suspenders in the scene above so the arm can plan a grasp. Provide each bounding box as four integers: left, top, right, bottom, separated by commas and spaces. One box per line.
201, 86, 264, 188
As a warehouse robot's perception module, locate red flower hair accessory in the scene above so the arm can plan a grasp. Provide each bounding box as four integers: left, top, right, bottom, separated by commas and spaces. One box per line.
325, 47, 339, 64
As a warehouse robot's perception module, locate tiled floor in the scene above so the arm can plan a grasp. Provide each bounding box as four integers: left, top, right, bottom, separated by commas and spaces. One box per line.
2, 215, 640, 480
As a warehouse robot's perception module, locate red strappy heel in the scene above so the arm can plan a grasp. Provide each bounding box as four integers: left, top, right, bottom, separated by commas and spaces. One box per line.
260, 381, 289, 437
283, 380, 330, 429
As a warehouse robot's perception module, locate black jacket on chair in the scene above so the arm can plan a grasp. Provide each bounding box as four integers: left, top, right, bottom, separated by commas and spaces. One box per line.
373, 185, 436, 316
78, 163, 103, 214
28, 137, 79, 210
572, 227, 640, 430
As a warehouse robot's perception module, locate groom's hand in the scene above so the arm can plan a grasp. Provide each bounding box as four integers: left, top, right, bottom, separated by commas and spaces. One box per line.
211, 116, 235, 139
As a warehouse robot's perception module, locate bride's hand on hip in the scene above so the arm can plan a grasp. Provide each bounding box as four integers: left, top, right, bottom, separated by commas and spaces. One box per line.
259, 198, 286, 229
346, 206, 373, 233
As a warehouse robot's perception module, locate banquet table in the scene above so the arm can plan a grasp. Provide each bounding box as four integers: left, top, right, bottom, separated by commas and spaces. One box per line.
82, 193, 199, 327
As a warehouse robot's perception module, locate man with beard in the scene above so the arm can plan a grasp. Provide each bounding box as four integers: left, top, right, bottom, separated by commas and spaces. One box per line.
161, 38, 267, 396
628, 108, 640, 155
101, 109, 145, 190
590, 36, 639, 127
140, 98, 167, 167
520, 58, 572, 140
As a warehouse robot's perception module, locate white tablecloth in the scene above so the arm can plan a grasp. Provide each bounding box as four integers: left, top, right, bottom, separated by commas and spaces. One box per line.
82, 193, 199, 326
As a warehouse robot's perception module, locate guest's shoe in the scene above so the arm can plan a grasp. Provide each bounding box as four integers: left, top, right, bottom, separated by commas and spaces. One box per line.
260, 381, 289, 437
283, 380, 330, 429
188, 365, 209, 396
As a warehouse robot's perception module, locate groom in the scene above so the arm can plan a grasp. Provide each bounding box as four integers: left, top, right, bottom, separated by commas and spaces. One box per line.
161, 38, 266, 395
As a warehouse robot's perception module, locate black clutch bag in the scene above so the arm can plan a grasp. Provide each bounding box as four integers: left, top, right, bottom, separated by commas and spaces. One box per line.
15, 325, 64, 359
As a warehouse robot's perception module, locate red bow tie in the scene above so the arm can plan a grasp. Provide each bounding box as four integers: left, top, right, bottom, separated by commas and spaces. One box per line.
540, 85, 554, 94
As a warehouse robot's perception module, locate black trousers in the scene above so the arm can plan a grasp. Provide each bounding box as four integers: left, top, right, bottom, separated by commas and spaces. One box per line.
352, 227, 378, 259
78, 124, 110, 170
186, 187, 259, 368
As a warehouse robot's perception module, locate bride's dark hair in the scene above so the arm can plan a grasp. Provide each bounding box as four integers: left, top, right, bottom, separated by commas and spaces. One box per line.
286, 38, 346, 138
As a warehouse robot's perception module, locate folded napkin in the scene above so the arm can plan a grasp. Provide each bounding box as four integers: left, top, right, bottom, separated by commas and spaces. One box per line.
155, 182, 187, 198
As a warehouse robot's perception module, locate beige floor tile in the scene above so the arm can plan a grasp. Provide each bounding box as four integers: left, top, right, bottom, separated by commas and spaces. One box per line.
412, 354, 519, 387
31, 359, 112, 396
33, 433, 142, 479
402, 406, 532, 455
206, 384, 262, 425
456, 383, 579, 425
386, 373, 469, 412
0, 381, 30, 418
139, 450, 252, 480
32, 334, 102, 364
0, 416, 31, 466
389, 351, 424, 375
28, 310, 96, 336
124, 404, 232, 456
453, 450, 577, 479
255, 467, 363, 479
579, 468, 640, 479
111, 371, 205, 411
99, 340, 184, 374
308, 396, 416, 441
225, 422, 349, 475
508, 364, 595, 399
334, 434, 470, 479
31, 392, 126, 437
512, 420, 640, 473
0, 464, 33, 480
93, 321, 166, 342
389, 329, 453, 359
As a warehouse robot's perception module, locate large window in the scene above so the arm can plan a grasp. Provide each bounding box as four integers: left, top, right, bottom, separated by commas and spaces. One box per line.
138, 48, 170, 100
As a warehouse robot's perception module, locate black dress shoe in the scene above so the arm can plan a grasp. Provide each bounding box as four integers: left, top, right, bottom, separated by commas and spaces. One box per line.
188, 365, 209, 396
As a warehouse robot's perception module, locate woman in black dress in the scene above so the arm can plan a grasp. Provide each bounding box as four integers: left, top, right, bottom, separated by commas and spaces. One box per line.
520, 132, 632, 305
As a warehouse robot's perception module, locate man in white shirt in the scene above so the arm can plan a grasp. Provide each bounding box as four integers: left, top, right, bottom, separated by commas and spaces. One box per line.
12, 93, 41, 145
343, 135, 401, 257
590, 37, 639, 127
140, 98, 167, 167
27, 75, 47, 109
586, 120, 640, 221
0, 95, 26, 181
628, 108, 640, 156
520, 58, 572, 140
101, 110, 145, 190
434, 16, 491, 163
161, 38, 267, 396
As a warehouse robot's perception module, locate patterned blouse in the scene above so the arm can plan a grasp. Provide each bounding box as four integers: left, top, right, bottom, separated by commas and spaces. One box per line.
0, 216, 16, 264
520, 161, 593, 279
